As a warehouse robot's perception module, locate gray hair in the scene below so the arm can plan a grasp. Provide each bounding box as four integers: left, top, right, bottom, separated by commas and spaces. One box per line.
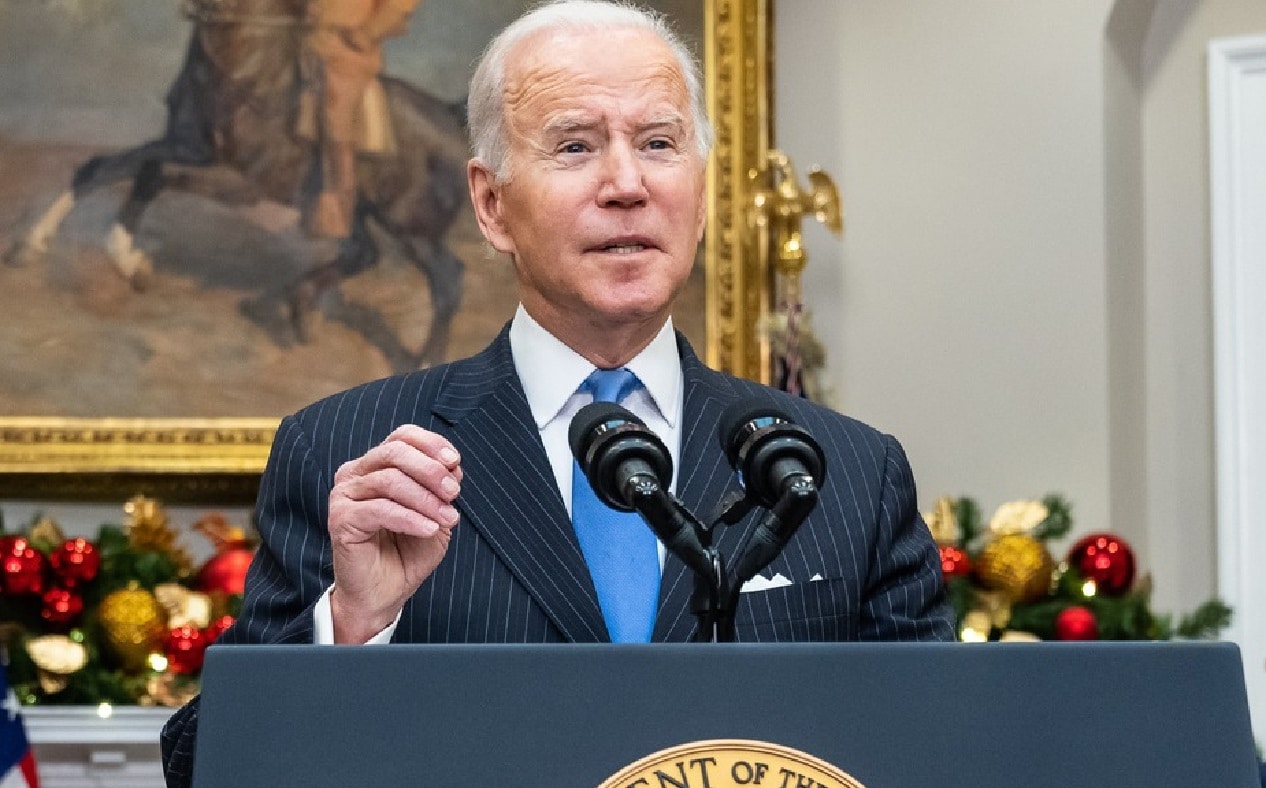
467, 0, 713, 182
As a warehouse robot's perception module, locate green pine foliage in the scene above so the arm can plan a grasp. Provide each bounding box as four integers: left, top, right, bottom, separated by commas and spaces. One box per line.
1, 510, 230, 706
945, 495, 1230, 642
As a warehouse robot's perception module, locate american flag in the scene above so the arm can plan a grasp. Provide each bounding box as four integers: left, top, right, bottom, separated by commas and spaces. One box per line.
0, 660, 38, 788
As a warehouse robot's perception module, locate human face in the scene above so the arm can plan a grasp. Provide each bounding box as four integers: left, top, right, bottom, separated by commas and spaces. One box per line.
467, 26, 707, 358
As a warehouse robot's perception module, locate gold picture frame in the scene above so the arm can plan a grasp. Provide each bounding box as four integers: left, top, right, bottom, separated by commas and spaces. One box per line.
0, 0, 774, 504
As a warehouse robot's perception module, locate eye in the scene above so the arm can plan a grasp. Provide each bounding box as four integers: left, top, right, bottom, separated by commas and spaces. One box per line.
558, 141, 590, 155
645, 138, 674, 151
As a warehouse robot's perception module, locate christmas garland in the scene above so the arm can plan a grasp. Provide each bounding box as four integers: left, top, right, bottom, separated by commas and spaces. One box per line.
929, 494, 1231, 642
0, 496, 253, 707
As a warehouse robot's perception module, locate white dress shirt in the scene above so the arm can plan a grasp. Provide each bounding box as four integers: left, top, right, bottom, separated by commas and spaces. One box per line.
314, 305, 684, 643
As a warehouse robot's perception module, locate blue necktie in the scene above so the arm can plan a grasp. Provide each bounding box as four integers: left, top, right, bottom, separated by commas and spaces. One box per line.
571, 368, 661, 642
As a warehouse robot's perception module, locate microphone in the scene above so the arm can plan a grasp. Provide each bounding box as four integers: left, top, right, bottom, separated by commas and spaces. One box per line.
717, 402, 827, 614
718, 401, 826, 507
569, 403, 715, 581
569, 402, 673, 511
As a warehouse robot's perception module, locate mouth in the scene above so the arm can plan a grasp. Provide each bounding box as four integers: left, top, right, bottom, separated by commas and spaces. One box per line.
588, 237, 659, 254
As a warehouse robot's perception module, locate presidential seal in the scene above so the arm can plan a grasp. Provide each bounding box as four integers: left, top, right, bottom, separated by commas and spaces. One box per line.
599, 739, 865, 788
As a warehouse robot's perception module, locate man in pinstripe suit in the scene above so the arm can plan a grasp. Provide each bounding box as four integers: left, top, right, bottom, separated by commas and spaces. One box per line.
161, 1, 954, 783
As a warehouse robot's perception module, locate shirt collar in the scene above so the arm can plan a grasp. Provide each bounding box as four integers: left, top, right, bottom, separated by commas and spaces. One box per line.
509, 305, 682, 429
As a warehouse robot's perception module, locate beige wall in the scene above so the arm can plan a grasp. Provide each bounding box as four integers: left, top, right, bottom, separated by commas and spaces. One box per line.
774, 0, 1266, 615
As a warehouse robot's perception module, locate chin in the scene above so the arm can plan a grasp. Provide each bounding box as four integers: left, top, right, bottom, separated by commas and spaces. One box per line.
590, 296, 670, 326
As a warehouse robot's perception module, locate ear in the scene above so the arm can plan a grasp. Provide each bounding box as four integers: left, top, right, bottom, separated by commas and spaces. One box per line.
467, 159, 515, 254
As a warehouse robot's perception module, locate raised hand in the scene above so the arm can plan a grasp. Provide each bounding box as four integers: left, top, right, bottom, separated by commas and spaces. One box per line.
326, 424, 463, 643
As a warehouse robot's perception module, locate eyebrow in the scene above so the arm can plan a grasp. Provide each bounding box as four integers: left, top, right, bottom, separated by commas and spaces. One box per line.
640, 113, 688, 135
543, 115, 600, 137
542, 111, 689, 139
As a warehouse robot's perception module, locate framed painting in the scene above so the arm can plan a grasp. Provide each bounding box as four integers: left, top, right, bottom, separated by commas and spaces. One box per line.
0, 0, 773, 502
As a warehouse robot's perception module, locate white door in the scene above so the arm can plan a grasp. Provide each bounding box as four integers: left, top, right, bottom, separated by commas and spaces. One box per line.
1210, 33, 1266, 743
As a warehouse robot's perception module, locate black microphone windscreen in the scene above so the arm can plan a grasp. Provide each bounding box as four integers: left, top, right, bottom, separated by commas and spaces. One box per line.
568, 401, 644, 459
717, 400, 791, 462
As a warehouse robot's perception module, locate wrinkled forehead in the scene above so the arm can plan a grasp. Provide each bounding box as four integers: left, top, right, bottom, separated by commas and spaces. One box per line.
502, 27, 691, 125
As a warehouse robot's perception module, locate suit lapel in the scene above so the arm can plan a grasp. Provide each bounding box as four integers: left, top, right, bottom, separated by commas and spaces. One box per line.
432, 330, 608, 643
652, 338, 759, 642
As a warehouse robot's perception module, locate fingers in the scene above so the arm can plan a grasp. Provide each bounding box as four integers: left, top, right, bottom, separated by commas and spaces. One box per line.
328, 491, 452, 540
337, 464, 459, 518
330, 425, 463, 539
335, 425, 461, 491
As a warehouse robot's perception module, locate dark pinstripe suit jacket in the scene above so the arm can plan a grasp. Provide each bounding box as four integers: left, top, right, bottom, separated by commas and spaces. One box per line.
161, 326, 954, 785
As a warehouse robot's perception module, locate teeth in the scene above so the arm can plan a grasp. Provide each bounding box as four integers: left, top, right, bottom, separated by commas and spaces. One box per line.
603, 244, 647, 253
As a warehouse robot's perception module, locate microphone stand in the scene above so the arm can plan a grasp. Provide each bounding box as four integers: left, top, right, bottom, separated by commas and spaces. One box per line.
688, 537, 726, 643
716, 474, 820, 643
625, 478, 727, 642
626, 472, 818, 643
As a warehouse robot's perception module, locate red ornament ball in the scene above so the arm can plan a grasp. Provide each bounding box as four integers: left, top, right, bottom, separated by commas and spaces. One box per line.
41, 587, 84, 625
205, 615, 235, 644
1055, 605, 1098, 640
165, 625, 209, 675
49, 538, 100, 588
197, 547, 254, 596
1, 536, 47, 595
939, 545, 973, 579
1067, 532, 1136, 596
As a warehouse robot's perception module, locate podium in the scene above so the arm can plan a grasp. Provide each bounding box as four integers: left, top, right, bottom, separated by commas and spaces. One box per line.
193, 641, 1260, 787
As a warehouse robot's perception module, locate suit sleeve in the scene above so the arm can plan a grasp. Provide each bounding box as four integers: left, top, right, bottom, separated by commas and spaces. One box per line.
160, 415, 331, 786
858, 434, 957, 641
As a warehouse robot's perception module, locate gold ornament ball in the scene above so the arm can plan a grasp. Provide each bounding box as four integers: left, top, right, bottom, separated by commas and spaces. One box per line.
976, 533, 1055, 603
98, 584, 166, 673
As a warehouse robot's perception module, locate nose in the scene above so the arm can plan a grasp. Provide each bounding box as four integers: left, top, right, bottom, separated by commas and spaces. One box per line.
597, 143, 649, 208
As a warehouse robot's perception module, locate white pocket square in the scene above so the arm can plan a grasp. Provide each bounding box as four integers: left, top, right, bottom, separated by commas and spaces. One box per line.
739, 572, 793, 593
739, 572, 827, 593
